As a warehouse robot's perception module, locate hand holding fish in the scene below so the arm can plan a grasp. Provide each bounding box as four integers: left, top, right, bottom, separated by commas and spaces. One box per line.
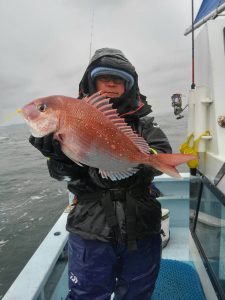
29, 133, 74, 163
21, 92, 196, 181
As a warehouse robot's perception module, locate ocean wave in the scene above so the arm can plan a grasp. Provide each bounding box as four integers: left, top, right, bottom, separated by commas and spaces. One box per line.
30, 195, 45, 200
0, 240, 8, 248
0, 137, 9, 141
17, 212, 28, 220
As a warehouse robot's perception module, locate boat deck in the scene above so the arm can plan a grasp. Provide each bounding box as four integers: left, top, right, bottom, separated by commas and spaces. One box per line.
1, 174, 220, 300
162, 227, 189, 261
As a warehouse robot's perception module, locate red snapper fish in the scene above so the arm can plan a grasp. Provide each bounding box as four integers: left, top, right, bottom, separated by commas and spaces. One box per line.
21, 92, 196, 181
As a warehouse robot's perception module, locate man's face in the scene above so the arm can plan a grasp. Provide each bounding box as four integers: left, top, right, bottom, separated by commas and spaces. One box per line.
95, 75, 125, 98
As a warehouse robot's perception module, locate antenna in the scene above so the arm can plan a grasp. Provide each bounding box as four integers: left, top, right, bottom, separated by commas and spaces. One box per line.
89, 8, 95, 61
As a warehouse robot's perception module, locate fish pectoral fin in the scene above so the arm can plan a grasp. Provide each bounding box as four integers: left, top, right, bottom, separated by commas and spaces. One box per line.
99, 168, 138, 181
63, 152, 84, 167
54, 132, 65, 143
59, 143, 85, 167
71, 160, 84, 167
63, 151, 85, 167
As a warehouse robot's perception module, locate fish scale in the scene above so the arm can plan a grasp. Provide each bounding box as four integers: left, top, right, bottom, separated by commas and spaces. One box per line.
21, 92, 196, 181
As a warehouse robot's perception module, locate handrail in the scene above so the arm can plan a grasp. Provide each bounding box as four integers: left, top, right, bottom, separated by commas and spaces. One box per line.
153, 173, 190, 182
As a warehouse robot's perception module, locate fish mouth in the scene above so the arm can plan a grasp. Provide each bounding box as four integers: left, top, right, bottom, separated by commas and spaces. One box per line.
22, 102, 40, 121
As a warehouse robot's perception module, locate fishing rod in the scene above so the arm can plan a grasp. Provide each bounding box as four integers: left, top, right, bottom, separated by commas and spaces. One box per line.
89, 8, 95, 61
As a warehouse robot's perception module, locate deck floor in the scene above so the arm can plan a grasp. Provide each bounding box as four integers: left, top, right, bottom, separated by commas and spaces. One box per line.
162, 227, 189, 261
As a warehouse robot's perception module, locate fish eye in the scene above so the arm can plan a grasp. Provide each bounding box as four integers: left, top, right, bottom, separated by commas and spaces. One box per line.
37, 103, 48, 112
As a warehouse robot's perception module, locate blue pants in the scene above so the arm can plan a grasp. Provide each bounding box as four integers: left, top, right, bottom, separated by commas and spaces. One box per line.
66, 233, 161, 300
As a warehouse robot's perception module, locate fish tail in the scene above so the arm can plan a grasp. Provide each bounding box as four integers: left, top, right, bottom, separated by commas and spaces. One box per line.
144, 153, 197, 178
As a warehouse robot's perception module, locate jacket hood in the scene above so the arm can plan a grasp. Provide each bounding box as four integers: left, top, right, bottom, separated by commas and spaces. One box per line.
78, 48, 152, 119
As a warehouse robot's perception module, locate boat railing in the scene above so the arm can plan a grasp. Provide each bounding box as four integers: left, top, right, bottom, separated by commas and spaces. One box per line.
2, 210, 69, 300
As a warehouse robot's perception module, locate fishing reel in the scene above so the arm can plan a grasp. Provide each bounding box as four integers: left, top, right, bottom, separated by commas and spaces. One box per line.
171, 93, 188, 119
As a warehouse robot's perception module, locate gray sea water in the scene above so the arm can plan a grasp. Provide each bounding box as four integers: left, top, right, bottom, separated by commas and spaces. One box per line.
0, 112, 187, 298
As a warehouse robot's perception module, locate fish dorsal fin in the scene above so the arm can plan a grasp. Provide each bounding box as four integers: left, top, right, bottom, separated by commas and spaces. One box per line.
84, 92, 150, 154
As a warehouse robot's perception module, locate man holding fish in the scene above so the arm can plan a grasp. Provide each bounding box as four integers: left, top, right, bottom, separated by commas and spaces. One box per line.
24, 48, 194, 299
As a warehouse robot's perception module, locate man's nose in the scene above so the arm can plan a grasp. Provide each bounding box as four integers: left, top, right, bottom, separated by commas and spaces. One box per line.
107, 80, 116, 86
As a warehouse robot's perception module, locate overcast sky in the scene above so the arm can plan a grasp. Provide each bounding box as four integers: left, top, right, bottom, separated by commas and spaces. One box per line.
0, 0, 202, 125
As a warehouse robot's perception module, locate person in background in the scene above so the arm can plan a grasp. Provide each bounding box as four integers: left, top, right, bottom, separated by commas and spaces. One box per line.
29, 48, 172, 300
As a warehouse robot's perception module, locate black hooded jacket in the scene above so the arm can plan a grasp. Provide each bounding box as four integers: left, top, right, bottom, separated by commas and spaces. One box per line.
47, 48, 172, 244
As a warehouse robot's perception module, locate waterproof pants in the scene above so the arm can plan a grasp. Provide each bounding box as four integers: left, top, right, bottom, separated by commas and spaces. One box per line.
66, 233, 161, 300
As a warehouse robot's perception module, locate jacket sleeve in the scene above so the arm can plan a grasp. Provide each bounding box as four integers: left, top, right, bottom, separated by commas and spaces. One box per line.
138, 116, 172, 177
140, 116, 172, 154
47, 158, 88, 181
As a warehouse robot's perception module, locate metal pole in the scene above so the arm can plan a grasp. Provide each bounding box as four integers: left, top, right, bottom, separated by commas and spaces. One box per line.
190, 0, 197, 176
191, 0, 196, 89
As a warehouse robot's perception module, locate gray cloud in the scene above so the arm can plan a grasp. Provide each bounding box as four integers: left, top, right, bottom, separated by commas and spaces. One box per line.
0, 0, 202, 125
